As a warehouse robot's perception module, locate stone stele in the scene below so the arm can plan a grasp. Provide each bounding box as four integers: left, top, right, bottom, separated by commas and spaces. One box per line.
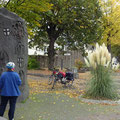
0, 8, 29, 102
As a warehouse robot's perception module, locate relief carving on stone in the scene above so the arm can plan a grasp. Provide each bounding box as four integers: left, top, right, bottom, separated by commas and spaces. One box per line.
17, 57, 24, 68
15, 42, 25, 55
3, 28, 10, 36
11, 21, 24, 39
0, 51, 9, 75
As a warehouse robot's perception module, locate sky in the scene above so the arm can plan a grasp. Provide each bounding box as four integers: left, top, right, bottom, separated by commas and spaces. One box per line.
28, 47, 44, 55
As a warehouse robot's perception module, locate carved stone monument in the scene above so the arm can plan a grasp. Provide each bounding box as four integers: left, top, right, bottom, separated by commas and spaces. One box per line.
0, 8, 29, 102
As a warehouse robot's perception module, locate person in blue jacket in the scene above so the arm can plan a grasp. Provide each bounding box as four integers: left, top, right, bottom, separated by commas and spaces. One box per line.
0, 62, 21, 120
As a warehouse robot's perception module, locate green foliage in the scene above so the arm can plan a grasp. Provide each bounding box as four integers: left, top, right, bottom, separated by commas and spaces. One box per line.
2, 0, 103, 69
85, 65, 118, 99
28, 56, 39, 69
75, 59, 84, 70
99, 0, 120, 50
26, 0, 103, 49
55, 0, 103, 51
1, 0, 52, 39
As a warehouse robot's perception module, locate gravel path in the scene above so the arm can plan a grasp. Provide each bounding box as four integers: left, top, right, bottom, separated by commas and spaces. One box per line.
3, 93, 120, 120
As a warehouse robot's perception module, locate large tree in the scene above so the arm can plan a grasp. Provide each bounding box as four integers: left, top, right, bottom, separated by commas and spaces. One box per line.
99, 0, 120, 52
1, 0, 103, 69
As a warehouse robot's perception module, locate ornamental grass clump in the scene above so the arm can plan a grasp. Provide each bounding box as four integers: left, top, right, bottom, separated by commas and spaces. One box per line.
84, 43, 119, 99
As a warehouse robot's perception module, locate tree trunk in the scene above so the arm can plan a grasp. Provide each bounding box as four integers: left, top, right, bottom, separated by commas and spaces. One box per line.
47, 23, 63, 70
107, 33, 111, 53
107, 42, 111, 53
48, 37, 55, 70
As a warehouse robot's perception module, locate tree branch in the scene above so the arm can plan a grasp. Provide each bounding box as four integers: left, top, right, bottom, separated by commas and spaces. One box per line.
17, 0, 26, 6
111, 30, 119, 37
4, 0, 11, 8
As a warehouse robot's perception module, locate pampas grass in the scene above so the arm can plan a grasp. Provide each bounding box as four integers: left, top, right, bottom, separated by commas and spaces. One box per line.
85, 65, 117, 99
84, 43, 119, 99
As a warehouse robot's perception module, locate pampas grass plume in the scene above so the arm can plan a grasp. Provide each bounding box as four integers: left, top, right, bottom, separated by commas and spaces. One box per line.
84, 57, 90, 67
96, 43, 100, 50
105, 61, 110, 67
101, 57, 106, 66
106, 53, 111, 62
92, 51, 97, 63
84, 43, 112, 69
96, 49, 100, 64
89, 54, 95, 68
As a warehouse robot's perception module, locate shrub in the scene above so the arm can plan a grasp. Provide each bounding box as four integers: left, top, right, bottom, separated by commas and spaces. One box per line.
28, 56, 39, 69
75, 59, 84, 70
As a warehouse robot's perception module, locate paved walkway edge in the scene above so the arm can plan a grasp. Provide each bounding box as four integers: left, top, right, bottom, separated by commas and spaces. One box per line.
78, 95, 120, 105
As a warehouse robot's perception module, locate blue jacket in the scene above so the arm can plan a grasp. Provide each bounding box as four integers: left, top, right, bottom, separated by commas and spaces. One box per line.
0, 71, 21, 96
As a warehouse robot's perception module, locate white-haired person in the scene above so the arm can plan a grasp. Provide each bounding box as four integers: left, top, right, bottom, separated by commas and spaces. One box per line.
0, 62, 21, 120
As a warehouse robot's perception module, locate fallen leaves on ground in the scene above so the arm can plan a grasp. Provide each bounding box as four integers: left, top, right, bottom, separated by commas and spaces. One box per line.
27, 70, 120, 105
27, 72, 89, 99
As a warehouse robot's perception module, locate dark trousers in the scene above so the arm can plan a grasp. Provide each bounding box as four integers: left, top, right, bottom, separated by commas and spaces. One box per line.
0, 96, 18, 120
